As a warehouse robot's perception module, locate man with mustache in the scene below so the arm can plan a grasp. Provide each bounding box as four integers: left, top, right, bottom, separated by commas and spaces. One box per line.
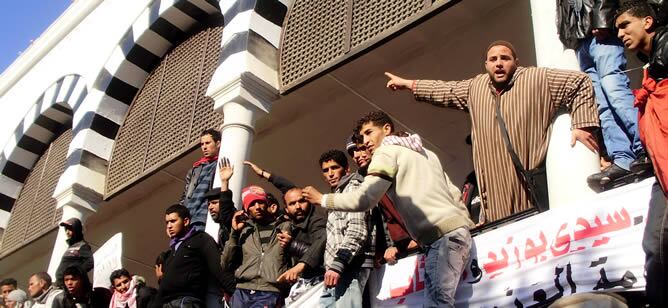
384, 40, 600, 224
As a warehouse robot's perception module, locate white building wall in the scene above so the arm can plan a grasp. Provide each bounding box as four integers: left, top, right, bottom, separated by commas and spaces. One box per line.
0, 0, 152, 147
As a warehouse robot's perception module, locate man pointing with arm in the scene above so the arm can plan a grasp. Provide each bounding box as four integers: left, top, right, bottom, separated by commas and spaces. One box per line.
303, 111, 473, 307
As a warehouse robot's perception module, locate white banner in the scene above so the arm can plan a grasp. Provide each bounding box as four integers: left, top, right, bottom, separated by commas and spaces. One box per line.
370, 178, 654, 307
93, 232, 123, 288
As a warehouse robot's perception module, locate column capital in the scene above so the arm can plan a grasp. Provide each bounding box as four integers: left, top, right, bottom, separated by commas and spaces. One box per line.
53, 183, 102, 214
208, 73, 279, 116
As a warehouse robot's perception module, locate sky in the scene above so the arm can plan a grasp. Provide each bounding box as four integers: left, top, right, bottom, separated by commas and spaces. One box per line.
0, 0, 72, 75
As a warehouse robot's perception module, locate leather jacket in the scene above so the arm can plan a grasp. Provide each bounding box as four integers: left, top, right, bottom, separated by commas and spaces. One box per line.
649, 26, 668, 81
556, 0, 619, 49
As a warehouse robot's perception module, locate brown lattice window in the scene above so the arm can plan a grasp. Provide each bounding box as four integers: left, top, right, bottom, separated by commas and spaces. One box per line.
105, 25, 224, 197
279, 0, 432, 91
0, 130, 71, 254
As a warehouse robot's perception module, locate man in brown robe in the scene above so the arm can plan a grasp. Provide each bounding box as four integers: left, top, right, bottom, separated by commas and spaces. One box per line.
385, 40, 600, 224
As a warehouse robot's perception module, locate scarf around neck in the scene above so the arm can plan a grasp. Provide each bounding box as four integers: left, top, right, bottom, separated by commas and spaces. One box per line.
192, 155, 218, 167
109, 276, 138, 308
169, 227, 196, 250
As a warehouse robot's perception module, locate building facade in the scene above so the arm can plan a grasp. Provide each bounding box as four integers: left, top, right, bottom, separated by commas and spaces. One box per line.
0, 0, 608, 292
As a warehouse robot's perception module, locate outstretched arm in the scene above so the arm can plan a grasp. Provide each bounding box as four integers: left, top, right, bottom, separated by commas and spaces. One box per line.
385, 72, 472, 110
244, 160, 296, 194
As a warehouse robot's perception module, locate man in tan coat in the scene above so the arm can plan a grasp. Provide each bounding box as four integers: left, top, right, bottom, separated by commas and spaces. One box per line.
385, 40, 600, 224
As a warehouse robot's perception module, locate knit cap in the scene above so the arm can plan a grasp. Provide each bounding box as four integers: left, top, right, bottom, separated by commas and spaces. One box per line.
241, 185, 267, 211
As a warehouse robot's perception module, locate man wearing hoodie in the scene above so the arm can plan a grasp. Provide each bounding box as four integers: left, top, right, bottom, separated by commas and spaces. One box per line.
303, 111, 474, 307
179, 128, 221, 229
55, 218, 94, 287
28, 272, 64, 308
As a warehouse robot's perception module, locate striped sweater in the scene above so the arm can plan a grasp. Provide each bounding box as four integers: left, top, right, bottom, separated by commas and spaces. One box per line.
413, 66, 599, 223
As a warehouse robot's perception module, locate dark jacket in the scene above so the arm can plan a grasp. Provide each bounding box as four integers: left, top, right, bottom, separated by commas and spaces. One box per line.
222, 220, 292, 293
289, 206, 326, 279
648, 26, 668, 81
179, 160, 217, 226
556, 0, 619, 49
216, 189, 237, 247
56, 219, 94, 286
158, 230, 235, 303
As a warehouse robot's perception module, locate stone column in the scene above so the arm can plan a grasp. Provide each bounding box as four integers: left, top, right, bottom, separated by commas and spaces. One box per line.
204, 75, 277, 238
46, 185, 100, 278
530, 0, 600, 208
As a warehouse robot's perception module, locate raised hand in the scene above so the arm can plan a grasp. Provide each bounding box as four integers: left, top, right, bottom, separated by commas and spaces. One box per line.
385, 72, 414, 91
218, 157, 234, 182
244, 160, 270, 179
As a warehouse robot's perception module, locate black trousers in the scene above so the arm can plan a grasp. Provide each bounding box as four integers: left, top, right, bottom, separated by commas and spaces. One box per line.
642, 181, 668, 307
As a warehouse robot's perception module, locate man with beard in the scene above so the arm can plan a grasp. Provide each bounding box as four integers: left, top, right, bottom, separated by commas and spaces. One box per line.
384, 40, 599, 224
222, 186, 291, 307
276, 188, 326, 305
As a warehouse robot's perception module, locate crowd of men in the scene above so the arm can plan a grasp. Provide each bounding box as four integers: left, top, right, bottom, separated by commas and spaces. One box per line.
2, 1, 668, 307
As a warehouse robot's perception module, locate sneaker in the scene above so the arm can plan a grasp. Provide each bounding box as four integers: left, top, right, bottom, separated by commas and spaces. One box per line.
630, 152, 652, 174
587, 164, 631, 186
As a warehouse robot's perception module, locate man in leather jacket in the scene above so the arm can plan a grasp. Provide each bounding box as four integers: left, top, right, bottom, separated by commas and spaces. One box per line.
558, 0, 649, 186
615, 1, 668, 306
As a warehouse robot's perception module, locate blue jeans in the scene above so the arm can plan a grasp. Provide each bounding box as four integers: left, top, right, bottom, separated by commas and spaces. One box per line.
578, 36, 642, 170
231, 289, 280, 308
319, 268, 370, 308
423, 227, 471, 308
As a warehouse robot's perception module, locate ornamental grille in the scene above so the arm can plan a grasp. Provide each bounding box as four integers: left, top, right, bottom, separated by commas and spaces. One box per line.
0, 130, 70, 254
105, 25, 224, 197
280, 0, 431, 91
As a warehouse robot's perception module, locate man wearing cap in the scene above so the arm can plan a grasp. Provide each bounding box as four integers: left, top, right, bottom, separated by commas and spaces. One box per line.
384, 40, 600, 224
55, 217, 94, 287
222, 185, 291, 308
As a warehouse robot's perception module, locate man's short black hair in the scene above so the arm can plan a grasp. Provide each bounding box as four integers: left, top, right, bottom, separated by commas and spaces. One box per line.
165, 204, 191, 220
355, 111, 395, 135
616, 0, 657, 21
201, 128, 221, 142
30, 272, 52, 288
109, 269, 131, 285
318, 149, 349, 170
0, 278, 17, 288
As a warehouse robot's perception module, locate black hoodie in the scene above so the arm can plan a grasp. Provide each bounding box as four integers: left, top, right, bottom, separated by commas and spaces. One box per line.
55, 218, 94, 286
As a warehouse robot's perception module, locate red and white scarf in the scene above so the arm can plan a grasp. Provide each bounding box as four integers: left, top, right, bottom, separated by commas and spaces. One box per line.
109, 276, 138, 308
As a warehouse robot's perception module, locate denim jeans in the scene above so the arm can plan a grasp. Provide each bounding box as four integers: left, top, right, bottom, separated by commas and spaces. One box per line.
319, 268, 370, 308
231, 289, 280, 308
642, 181, 668, 307
577, 36, 642, 170
423, 227, 471, 308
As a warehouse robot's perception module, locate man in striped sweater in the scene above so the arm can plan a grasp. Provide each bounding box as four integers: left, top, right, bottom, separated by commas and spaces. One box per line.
384, 40, 600, 224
